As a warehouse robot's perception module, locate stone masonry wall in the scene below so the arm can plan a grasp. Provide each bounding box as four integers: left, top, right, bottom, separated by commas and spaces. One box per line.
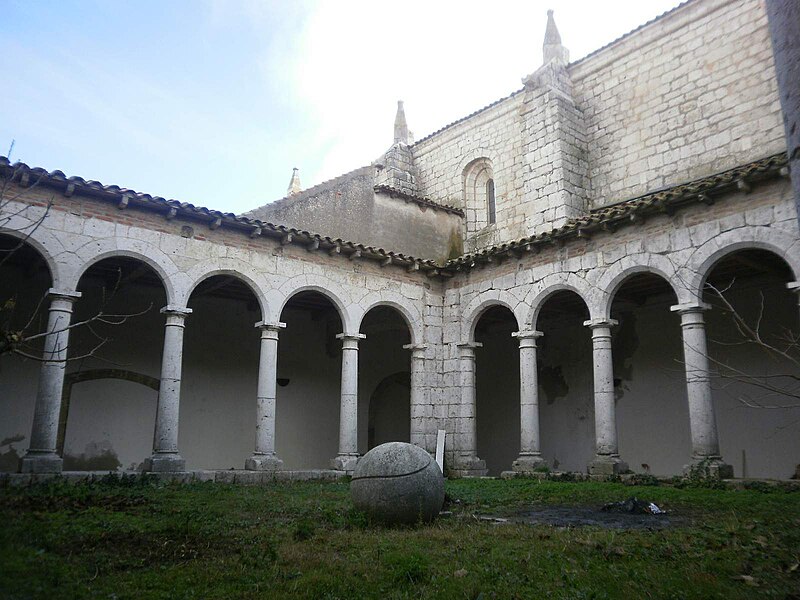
570, 0, 785, 207
412, 94, 527, 251
411, 0, 786, 251
248, 166, 462, 262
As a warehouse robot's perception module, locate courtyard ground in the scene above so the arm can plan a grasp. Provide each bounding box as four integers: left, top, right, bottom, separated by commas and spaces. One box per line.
1, 477, 798, 599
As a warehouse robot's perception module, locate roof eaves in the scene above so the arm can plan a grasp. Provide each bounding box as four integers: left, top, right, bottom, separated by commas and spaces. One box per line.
373, 184, 464, 217
443, 153, 790, 272
0, 157, 442, 274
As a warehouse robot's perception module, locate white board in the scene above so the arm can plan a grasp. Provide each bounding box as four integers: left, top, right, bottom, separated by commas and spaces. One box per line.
435, 429, 446, 473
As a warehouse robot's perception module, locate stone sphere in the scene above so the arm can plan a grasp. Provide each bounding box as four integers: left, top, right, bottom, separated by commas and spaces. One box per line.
351, 442, 445, 525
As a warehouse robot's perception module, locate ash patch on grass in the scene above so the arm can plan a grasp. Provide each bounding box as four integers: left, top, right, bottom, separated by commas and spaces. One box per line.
480, 505, 682, 529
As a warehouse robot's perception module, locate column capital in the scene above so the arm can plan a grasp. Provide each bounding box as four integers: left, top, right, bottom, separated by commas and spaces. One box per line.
456, 341, 483, 350
160, 305, 193, 317
403, 344, 428, 358
336, 333, 366, 341
47, 288, 82, 303
255, 321, 286, 331
583, 318, 618, 329
670, 302, 711, 315
512, 330, 543, 339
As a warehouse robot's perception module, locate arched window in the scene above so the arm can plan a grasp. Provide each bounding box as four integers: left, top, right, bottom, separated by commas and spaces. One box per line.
486, 179, 496, 224
462, 158, 496, 237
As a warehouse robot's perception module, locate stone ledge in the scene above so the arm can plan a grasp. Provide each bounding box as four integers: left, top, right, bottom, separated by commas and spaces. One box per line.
0, 469, 348, 488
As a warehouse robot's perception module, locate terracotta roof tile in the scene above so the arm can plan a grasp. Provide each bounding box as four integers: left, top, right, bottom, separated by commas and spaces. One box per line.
0, 157, 441, 272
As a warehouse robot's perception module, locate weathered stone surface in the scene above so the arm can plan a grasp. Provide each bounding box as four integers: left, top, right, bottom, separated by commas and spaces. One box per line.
350, 442, 445, 525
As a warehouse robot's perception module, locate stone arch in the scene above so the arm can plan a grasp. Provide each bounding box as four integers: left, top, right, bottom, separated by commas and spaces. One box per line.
461, 290, 525, 342
0, 226, 60, 288
596, 254, 685, 320
683, 227, 800, 302
354, 293, 422, 345
525, 273, 595, 329
275, 275, 352, 333
67, 238, 179, 305
183, 260, 270, 320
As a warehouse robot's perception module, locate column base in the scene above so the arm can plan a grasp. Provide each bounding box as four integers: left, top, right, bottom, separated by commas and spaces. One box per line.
244, 454, 284, 471
142, 453, 186, 473
449, 454, 488, 478
683, 457, 734, 479
512, 453, 547, 473
19, 452, 63, 474
331, 454, 359, 473
589, 455, 629, 476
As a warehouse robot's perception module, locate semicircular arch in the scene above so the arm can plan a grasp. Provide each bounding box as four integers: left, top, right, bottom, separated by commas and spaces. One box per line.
525, 273, 594, 329
596, 253, 685, 319
182, 259, 270, 320
274, 275, 352, 334
0, 226, 61, 288
67, 238, 179, 305
683, 227, 800, 302
461, 290, 525, 342
355, 293, 423, 346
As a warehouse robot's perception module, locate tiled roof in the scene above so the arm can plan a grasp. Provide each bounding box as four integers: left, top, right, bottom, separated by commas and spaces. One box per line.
2, 153, 788, 277
0, 157, 442, 274
373, 185, 464, 216
446, 153, 790, 270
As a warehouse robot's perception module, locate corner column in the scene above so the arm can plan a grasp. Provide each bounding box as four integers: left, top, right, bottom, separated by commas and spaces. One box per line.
143, 306, 191, 472
511, 330, 546, 472
451, 342, 487, 476
331, 333, 365, 472
670, 303, 733, 477
584, 319, 628, 475
786, 282, 800, 319
245, 321, 286, 471
20, 289, 81, 473
403, 343, 428, 450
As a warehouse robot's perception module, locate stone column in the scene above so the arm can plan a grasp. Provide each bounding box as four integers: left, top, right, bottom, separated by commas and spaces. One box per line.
245, 321, 286, 471
670, 303, 733, 478
584, 318, 628, 475
20, 289, 81, 473
403, 343, 428, 450
451, 342, 487, 476
511, 330, 546, 473
143, 306, 191, 473
331, 333, 365, 472
786, 282, 800, 319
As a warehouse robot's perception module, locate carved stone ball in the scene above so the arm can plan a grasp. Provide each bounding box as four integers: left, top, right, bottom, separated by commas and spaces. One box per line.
350, 442, 445, 525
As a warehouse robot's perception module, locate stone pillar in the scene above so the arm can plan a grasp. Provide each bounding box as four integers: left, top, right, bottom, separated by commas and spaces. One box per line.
670, 303, 733, 478
786, 282, 800, 319
584, 319, 628, 475
143, 306, 191, 473
451, 342, 487, 476
331, 333, 365, 472
403, 343, 428, 450
511, 330, 546, 472
245, 321, 286, 471
19, 289, 81, 473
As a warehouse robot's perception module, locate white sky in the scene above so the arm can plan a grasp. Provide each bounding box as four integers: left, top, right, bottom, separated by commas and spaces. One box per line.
1, 0, 682, 214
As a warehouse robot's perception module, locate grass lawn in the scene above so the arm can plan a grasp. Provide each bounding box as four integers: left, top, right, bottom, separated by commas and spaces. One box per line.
1, 477, 799, 599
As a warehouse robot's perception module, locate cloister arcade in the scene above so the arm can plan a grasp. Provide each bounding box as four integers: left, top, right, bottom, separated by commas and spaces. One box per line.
2, 216, 800, 479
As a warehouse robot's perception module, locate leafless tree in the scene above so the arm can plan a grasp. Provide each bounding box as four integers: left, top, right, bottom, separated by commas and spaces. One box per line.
1, 154, 150, 363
